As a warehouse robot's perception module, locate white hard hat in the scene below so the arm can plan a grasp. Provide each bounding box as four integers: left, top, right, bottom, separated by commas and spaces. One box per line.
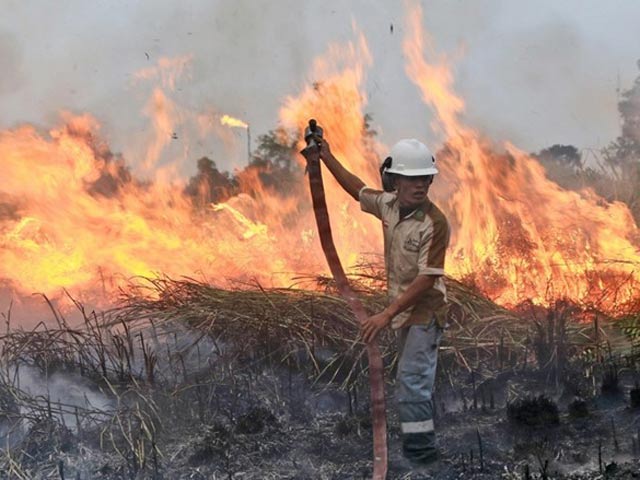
384, 139, 438, 176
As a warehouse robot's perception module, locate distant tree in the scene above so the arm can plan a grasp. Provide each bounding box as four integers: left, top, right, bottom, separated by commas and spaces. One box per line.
534, 144, 582, 169
252, 128, 298, 170
88, 151, 133, 197
361, 112, 379, 157
532, 144, 584, 192
534, 62, 640, 224
604, 60, 640, 166
243, 127, 302, 196
363, 113, 378, 138
602, 60, 640, 221
0, 195, 18, 221
184, 156, 235, 206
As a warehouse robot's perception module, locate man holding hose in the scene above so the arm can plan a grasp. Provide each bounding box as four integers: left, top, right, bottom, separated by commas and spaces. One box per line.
302, 137, 450, 467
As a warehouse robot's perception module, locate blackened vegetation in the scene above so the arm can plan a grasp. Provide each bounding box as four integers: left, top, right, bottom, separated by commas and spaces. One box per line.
235, 406, 278, 435
630, 383, 640, 409
507, 396, 560, 428
0, 277, 639, 478
601, 365, 623, 396
19, 417, 76, 466
568, 398, 589, 418
187, 423, 230, 466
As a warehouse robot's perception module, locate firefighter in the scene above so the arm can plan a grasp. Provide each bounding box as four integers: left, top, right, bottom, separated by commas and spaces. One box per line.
302, 137, 450, 466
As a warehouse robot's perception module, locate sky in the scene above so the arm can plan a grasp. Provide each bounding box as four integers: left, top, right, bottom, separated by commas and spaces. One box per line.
1, 0, 639, 175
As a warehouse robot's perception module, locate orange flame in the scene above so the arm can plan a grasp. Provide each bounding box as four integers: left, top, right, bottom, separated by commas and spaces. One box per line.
0, 116, 312, 304
1, 12, 639, 317
403, 2, 640, 312
279, 26, 385, 270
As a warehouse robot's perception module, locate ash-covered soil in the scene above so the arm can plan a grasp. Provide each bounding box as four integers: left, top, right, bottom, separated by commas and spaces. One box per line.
1, 282, 639, 479
6, 360, 640, 480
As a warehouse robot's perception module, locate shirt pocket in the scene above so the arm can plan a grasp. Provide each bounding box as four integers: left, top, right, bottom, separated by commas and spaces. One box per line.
397, 237, 420, 283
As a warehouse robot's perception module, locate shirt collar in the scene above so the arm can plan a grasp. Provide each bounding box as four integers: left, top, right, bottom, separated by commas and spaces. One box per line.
386, 194, 432, 222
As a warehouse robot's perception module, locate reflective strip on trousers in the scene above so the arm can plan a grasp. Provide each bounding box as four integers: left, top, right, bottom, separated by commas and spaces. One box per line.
401, 419, 434, 434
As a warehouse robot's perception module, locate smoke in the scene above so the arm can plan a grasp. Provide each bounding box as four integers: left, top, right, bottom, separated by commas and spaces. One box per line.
0, 365, 114, 446
0, 31, 23, 95
16, 366, 113, 414
0, 0, 313, 176
2, 0, 638, 176
459, 17, 614, 151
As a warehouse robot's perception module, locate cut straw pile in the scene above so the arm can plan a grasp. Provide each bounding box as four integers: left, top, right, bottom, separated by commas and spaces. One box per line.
110, 276, 532, 383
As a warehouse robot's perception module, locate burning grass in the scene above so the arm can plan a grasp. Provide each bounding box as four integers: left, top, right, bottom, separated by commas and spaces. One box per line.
0, 277, 639, 478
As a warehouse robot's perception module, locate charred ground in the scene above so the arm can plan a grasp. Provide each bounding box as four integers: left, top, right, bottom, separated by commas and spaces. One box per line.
0, 277, 639, 479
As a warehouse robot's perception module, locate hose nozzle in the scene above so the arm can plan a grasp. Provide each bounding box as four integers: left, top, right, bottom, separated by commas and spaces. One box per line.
303, 118, 323, 149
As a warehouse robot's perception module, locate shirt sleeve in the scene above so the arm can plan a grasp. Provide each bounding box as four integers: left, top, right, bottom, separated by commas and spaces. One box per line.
417, 216, 450, 276
358, 186, 385, 219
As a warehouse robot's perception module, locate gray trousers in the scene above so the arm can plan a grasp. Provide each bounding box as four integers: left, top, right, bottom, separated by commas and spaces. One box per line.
396, 319, 443, 461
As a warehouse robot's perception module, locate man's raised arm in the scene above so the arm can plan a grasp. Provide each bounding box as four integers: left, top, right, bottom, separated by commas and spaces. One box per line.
301, 138, 365, 201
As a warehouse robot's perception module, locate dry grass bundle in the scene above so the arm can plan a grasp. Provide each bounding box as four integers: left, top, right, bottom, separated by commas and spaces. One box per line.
112, 276, 632, 381
113, 276, 394, 388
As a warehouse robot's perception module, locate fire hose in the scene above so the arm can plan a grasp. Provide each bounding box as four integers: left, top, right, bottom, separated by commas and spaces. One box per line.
302, 120, 388, 480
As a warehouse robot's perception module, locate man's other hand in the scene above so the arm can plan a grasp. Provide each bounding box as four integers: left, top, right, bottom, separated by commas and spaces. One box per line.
361, 310, 392, 343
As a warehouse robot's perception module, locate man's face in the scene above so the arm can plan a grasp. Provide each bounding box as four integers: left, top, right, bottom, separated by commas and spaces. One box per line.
395, 175, 433, 208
